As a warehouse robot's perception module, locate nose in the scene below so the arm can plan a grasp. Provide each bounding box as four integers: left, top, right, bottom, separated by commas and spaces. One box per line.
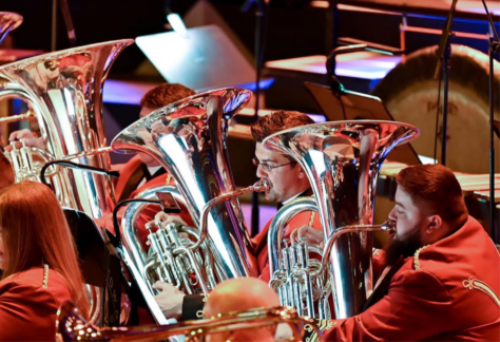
388, 207, 397, 221
256, 164, 267, 178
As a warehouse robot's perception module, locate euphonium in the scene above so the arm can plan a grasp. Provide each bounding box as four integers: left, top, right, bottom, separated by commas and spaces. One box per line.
112, 88, 265, 323
56, 301, 323, 342
264, 120, 419, 319
0, 39, 133, 219
118, 179, 268, 324
0, 12, 22, 44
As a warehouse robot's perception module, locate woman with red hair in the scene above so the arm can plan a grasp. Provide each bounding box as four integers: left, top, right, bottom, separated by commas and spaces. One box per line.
0, 181, 89, 341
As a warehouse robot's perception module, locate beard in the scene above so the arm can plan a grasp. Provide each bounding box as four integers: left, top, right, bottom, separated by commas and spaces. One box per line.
385, 226, 423, 266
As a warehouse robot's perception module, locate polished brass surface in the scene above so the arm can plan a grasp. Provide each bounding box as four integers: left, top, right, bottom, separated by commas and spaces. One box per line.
265, 120, 419, 319
56, 301, 323, 342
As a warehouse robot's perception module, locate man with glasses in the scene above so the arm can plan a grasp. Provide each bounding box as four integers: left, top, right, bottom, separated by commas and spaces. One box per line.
153, 110, 323, 319
250, 110, 322, 283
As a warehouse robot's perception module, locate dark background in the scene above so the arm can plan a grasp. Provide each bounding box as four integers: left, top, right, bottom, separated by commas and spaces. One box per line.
3, 0, 497, 78
4, 0, 498, 166
1, 0, 328, 76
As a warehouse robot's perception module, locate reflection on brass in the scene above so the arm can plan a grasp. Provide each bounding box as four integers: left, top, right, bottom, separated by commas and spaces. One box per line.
113, 89, 272, 325
0, 39, 133, 326
265, 120, 419, 319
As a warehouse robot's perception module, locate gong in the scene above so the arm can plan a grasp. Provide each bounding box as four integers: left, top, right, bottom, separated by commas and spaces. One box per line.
373, 44, 500, 174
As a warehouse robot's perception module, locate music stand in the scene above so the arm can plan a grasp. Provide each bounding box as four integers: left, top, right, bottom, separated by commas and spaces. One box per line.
64, 208, 124, 326
304, 81, 421, 166
63, 208, 109, 287
135, 25, 257, 91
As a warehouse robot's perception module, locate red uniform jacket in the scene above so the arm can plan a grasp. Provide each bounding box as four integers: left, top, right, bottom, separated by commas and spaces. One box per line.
112, 155, 146, 202
252, 209, 323, 283
0, 268, 72, 341
324, 216, 500, 341
97, 173, 194, 251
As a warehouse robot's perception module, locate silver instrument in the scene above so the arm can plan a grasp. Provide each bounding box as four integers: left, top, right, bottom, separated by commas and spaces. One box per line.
112, 88, 266, 323
0, 12, 22, 45
0, 40, 134, 326
264, 120, 419, 319
0, 39, 133, 220
120, 181, 268, 324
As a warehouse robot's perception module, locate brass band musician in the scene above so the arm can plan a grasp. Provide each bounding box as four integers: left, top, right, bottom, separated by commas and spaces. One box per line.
96, 83, 196, 245
153, 110, 324, 319
294, 165, 499, 340
2, 68, 499, 342
0, 182, 89, 341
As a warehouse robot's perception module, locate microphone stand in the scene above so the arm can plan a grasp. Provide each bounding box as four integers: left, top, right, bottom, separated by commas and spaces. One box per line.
253, 0, 268, 123
50, 0, 77, 51
480, 0, 500, 244
434, 0, 458, 166
40, 160, 119, 193
51, 0, 57, 51
242, 0, 269, 237
58, 0, 76, 47
326, 44, 367, 120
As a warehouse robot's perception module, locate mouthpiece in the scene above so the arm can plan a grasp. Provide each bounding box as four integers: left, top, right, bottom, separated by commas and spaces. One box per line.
252, 178, 271, 193
381, 220, 396, 233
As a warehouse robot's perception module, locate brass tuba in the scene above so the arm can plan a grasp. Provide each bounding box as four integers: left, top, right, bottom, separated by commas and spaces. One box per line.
264, 120, 419, 319
112, 88, 266, 323
0, 11, 23, 145
0, 40, 133, 326
0, 12, 22, 44
56, 301, 323, 342
0, 39, 133, 220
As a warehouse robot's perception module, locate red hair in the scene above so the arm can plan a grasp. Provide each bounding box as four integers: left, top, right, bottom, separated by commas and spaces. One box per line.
0, 181, 89, 318
396, 164, 468, 222
251, 110, 315, 163
140, 83, 195, 109
250, 110, 314, 142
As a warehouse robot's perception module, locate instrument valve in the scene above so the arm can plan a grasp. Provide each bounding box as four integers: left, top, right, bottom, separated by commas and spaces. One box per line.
145, 222, 158, 241
145, 221, 156, 231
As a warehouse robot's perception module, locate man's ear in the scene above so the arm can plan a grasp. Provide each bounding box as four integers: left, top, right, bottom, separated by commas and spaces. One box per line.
297, 165, 307, 179
425, 215, 443, 235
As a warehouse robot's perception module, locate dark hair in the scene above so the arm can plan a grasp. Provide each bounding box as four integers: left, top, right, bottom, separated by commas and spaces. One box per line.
250, 110, 315, 143
396, 164, 468, 222
251, 110, 314, 163
140, 83, 196, 109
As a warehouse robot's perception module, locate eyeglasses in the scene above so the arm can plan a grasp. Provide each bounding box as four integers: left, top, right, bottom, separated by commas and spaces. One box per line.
252, 158, 294, 172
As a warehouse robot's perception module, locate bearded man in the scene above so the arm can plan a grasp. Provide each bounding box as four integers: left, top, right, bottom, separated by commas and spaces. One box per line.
291, 164, 500, 341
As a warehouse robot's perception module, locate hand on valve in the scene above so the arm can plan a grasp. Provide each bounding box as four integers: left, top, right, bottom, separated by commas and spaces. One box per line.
290, 225, 324, 248
6, 129, 46, 151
